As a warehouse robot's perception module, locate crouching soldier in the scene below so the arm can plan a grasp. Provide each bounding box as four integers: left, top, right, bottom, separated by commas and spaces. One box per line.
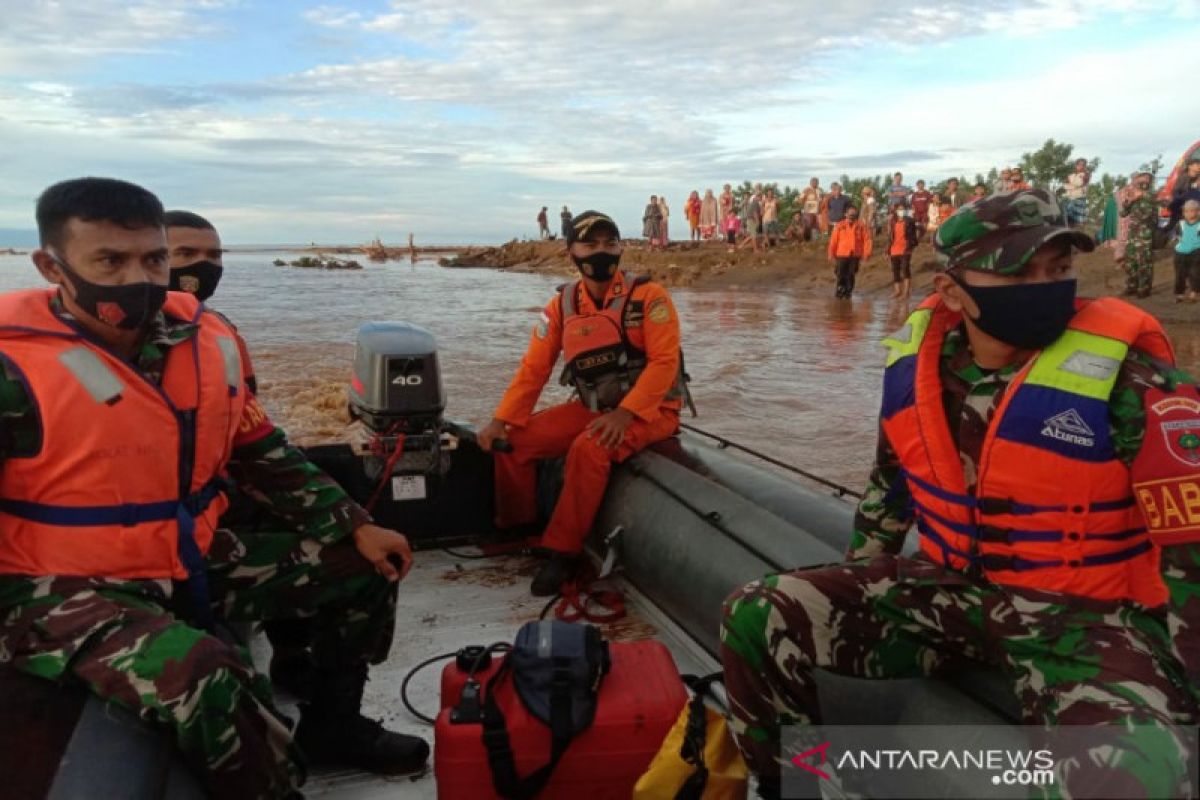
720, 190, 1197, 799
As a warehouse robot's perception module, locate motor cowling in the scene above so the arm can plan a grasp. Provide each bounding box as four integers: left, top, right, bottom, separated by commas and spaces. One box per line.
348, 322, 450, 500
349, 321, 446, 434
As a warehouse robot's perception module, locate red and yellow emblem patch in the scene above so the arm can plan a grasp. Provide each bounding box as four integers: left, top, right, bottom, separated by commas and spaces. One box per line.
1133, 387, 1200, 545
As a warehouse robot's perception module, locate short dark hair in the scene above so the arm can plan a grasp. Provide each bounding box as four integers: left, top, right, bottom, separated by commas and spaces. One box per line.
164, 209, 215, 231
36, 177, 164, 251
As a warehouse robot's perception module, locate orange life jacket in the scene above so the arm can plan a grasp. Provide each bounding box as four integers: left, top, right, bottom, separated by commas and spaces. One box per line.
829, 220, 869, 258
889, 220, 910, 256
0, 289, 245, 597
880, 295, 1175, 606
558, 275, 690, 413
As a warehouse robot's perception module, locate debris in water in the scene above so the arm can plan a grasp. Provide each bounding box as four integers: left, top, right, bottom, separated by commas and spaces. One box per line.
278, 255, 363, 270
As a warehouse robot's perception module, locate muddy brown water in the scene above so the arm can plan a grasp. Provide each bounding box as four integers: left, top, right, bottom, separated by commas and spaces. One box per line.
2, 251, 1196, 493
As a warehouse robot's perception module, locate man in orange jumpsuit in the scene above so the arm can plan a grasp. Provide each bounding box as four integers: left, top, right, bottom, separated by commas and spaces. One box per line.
477, 211, 687, 595
828, 204, 872, 298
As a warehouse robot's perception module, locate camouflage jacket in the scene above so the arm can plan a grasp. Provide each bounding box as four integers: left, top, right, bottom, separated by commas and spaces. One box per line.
0, 296, 368, 546
849, 325, 1195, 559
1120, 193, 1158, 242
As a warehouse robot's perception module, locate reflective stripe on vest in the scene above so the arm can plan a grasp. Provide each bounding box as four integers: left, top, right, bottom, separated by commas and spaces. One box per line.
879, 296, 1172, 606
216, 335, 243, 392
58, 345, 126, 404
0, 289, 244, 624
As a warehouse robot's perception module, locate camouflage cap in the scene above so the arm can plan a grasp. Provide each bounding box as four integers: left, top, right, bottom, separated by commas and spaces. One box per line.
934, 189, 1094, 275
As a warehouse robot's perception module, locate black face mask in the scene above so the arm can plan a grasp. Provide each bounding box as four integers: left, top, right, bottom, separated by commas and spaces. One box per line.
52, 254, 168, 331
953, 275, 1077, 350
571, 251, 621, 282
169, 260, 224, 302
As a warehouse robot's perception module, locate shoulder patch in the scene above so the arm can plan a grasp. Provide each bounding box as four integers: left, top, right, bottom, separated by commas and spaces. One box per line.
1132, 385, 1200, 544
647, 297, 671, 325
237, 394, 273, 443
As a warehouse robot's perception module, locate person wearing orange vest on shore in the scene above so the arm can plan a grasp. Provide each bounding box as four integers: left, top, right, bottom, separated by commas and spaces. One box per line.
827, 204, 871, 298
477, 210, 689, 596
887, 201, 919, 298
720, 190, 1197, 799
0, 178, 429, 798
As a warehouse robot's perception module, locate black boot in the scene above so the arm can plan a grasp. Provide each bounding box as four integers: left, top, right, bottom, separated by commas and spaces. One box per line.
296, 664, 430, 775
266, 619, 317, 701
530, 552, 581, 597
270, 646, 317, 701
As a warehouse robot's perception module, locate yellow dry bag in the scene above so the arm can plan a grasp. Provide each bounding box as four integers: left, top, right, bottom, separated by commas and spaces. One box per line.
633, 673, 748, 800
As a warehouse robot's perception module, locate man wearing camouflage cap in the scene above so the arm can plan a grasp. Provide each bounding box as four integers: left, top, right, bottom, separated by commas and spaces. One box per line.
720, 189, 1199, 799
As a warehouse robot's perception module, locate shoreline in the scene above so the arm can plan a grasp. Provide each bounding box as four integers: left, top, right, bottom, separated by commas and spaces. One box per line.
435, 235, 1182, 295
437, 237, 1200, 373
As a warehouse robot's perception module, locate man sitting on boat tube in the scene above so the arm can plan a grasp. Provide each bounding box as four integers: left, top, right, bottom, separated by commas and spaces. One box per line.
720, 190, 1200, 799
477, 210, 688, 596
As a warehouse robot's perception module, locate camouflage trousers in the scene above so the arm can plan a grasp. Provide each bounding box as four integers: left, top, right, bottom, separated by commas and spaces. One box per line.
0, 526, 397, 800
1163, 543, 1200, 692
1125, 235, 1155, 294
720, 553, 1196, 797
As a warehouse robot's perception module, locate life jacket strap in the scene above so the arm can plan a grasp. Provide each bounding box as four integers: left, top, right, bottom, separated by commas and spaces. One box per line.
0, 479, 223, 526
0, 480, 224, 629
903, 470, 1131, 516
977, 540, 1151, 572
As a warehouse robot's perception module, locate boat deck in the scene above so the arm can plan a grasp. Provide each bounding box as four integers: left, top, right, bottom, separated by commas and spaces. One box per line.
254, 548, 719, 798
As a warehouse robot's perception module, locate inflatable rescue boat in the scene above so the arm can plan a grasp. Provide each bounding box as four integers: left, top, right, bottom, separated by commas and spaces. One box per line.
1, 320, 1022, 799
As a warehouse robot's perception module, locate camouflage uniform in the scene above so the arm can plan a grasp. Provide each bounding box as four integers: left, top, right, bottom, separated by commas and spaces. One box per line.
720, 191, 1199, 797
1121, 191, 1158, 296
1163, 544, 1200, 690
0, 300, 393, 799
721, 557, 1194, 797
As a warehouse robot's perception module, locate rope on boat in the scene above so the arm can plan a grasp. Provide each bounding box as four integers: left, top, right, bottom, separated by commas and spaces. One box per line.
679, 422, 863, 500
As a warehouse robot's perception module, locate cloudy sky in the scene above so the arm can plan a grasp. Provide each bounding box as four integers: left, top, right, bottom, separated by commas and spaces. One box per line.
1, 0, 1197, 244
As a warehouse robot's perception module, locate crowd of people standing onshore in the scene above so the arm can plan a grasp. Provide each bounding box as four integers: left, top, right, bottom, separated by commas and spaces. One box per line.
532, 156, 1200, 301
665, 157, 1200, 300
635, 169, 1061, 299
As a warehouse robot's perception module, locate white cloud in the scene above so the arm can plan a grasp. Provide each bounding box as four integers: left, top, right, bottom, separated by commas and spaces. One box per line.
301, 5, 363, 27
0, 0, 235, 76
0, 0, 1197, 242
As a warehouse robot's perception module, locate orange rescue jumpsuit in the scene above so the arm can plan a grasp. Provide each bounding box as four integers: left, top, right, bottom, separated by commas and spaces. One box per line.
493, 271, 682, 553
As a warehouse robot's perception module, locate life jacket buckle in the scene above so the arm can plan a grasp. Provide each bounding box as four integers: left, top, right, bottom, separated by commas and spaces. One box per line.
978, 553, 1015, 572
976, 524, 1010, 543
977, 496, 1014, 516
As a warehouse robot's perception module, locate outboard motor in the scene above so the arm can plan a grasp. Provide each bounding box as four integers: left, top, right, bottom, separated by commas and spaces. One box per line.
349, 322, 451, 505
301, 320, 494, 546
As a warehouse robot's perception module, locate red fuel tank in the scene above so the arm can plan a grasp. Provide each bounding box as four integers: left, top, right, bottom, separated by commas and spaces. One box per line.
434, 639, 686, 800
